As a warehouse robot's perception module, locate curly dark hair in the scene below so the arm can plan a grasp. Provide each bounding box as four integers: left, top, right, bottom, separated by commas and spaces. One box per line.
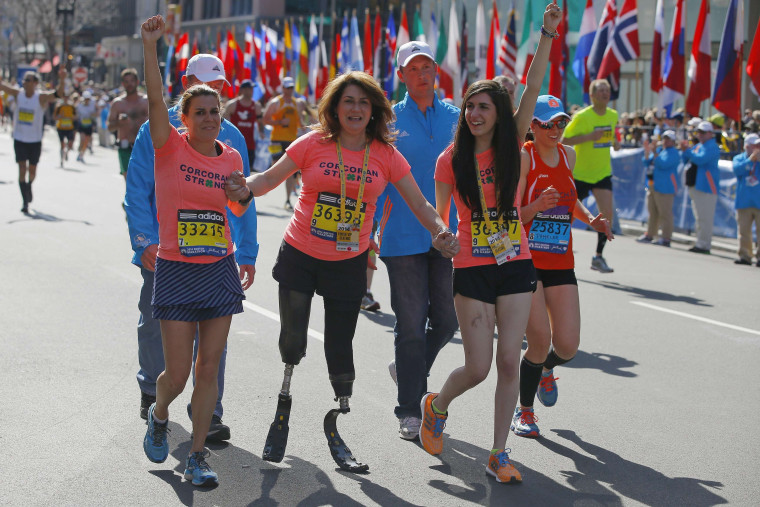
452, 80, 520, 219
313, 71, 396, 145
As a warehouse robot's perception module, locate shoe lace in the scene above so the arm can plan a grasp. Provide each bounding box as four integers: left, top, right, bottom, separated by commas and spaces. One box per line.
520, 410, 538, 425
401, 416, 421, 429
152, 422, 170, 445
496, 449, 513, 468
539, 374, 559, 393
432, 414, 447, 437
190, 450, 211, 472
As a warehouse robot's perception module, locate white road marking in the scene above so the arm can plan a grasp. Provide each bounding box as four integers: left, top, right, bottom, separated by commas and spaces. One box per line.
243, 301, 325, 342
630, 301, 760, 336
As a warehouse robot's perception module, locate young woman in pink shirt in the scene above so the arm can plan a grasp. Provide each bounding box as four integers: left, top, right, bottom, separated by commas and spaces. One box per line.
225, 71, 458, 472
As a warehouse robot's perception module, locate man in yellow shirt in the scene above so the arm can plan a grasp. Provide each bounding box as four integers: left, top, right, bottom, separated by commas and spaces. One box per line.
54, 95, 77, 166
562, 79, 619, 273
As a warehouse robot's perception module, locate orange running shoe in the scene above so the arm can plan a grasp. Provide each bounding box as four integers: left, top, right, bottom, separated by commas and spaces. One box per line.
419, 393, 447, 455
486, 449, 522, 483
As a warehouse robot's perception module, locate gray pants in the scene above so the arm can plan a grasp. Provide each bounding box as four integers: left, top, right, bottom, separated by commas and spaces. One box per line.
688, 187, 717, 250
645, 189, 675, 241
736, 207, 760, 262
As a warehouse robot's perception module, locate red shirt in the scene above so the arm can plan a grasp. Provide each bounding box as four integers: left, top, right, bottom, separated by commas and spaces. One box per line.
229, 100, 257, 150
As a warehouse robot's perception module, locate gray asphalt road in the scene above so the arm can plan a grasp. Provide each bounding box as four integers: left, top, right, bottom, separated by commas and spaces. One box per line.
1, 127, 758, 506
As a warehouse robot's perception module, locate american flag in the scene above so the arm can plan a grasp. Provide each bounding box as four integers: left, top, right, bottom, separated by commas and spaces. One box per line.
497, 2, 518, 79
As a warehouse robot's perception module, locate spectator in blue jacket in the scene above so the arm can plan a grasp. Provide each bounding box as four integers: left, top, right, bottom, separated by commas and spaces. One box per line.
732, 133, 760, 265
374, 41, 460, 441
125, 53, 259, 440
682, 121, 721, 254
638, 130, 680, 247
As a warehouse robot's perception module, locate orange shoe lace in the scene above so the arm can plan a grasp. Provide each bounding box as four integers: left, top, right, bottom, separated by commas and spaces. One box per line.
520, 409, 538, 425
539, 374, 559, 393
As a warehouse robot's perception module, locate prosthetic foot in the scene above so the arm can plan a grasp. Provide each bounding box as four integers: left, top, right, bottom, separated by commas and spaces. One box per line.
323, 375, 368, 473
263, 365, 294, 462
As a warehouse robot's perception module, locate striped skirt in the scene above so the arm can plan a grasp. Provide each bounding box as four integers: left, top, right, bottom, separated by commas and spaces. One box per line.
151, 254, 245, 322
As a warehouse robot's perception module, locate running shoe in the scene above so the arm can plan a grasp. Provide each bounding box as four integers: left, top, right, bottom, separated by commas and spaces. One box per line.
734, 258, 752, 265
284, 201, 293, 211
537, 369, 559, 407
140, 391, 156, 420
420, 393, 447, 455
655, 238, 671, 247
399, 416, 422, 441
184, 450, 219, 487
143, 403, 170, 463
635, 234, 653, 243
206, 415, 231, 442
486, 449, 522, 483
688, 246, 710, 254
77, 153, 84, 163
510, 407, 540, 438
388, 360, 397, 385
360, 292, 380, 312
590, 255, 614, 273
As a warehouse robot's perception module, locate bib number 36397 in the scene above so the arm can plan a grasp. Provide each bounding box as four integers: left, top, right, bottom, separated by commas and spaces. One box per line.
488, 230, 517, 265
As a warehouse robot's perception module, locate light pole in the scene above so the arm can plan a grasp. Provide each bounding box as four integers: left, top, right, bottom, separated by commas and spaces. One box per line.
56, 0, 76, 72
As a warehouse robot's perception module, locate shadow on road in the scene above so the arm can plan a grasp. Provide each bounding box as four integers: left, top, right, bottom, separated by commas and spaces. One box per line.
579, 279, 712, 307
7, 210, 93, 225
537, 429, 726, 506
360, 309, 396, 328
563, 350, 638, 378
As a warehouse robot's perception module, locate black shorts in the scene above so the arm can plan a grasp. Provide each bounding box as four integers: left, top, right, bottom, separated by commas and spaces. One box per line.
272, 240, 367, 302
535, 268, 577, 288
575, 175, 613, 201
14, 140, 42, 165
57, 129, 75, 142
453, 259, 537, 304
78, 125, 93, 136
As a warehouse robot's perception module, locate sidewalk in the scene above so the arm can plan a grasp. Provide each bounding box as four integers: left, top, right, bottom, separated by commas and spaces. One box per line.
619, 218, 738, 254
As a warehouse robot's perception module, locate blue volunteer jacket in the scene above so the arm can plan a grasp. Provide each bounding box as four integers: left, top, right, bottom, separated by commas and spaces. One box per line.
125, 105, 259, 267
375, 92, 459, 256
651, 146, 680, 194
733, 152, 760, 210
682, 138, 720, 195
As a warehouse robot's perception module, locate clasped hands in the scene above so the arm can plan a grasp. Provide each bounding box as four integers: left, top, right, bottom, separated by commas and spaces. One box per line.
225, 171, 250, 201
433, 228, 459, 259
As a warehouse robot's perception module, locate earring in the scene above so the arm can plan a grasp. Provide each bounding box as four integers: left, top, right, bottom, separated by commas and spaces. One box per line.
371, 115, 374, 120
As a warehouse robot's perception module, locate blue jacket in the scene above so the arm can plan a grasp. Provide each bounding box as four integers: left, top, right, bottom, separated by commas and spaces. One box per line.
375, 92, 459, 257
733, 152, 760, 209
125, 105, 259, 267
682, 138, 720, 194
651, 146, 680, 194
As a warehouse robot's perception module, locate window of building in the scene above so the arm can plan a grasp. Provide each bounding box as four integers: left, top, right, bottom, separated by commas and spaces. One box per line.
181, 0, 194, 21
231, 0, 252, 16
202, 0, 220, 19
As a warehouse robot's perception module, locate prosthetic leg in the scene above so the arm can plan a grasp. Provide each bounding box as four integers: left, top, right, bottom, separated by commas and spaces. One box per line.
323, 373, 368, 473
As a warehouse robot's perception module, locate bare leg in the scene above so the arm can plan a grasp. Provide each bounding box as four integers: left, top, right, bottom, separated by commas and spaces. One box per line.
154, 320, 196, 421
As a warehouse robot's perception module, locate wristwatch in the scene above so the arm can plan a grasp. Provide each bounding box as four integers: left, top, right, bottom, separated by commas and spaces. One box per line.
238, 189, 254, 205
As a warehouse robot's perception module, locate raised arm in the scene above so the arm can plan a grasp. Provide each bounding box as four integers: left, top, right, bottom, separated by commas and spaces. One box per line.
141, 15, 170, 149
0, 79, 19, 97
39, 69, 67, 107
513, 1, 562, 140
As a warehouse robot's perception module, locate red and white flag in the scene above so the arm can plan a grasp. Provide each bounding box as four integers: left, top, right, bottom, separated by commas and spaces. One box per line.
486, 1, 499, 79
650, 0, 664, 93
748, 15, 760, 96
498, 3, 518, 80
685, 0, 711, 116
596, 0, 639, 79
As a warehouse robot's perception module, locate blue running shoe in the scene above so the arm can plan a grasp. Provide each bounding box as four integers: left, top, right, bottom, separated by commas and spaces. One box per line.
143, 403, 170, 463
510, 407, 540, 438
184, 450, 219, 487
537, 369, 559, 407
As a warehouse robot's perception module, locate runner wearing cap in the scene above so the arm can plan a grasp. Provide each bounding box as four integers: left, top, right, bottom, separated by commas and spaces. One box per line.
561, 79, 620, 273
732, 134, 760, 265
682, 121, 721, 254
512, 95, 613, 439
263, 76, 315, 210
75, 90, 97, 163
223, 79, 262, 169
107, 68, 149, 178
125, 51, 259, 441
374, 40, 460, 442
637, 130, 680, 246
54, 94, 77, 167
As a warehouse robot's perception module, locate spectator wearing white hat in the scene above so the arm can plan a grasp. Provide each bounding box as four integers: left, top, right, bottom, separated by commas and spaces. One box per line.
682, 121, 721, 254
638, 130, 680, 246
732, 134, 760, 265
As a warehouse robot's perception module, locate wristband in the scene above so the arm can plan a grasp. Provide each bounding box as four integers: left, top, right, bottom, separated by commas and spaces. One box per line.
238, 188, 254, 205
540, 25, 559, 40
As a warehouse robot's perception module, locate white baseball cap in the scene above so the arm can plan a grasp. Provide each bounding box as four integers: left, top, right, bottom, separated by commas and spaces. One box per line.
696, 121, 714, 133
687, 117, 703, 128
744, 133, 760, 146
82, 90, 92, 99
396, 41, 435, 68
661, 130, 676, 140
186, 54, 230, 85
282, 76, 295, 89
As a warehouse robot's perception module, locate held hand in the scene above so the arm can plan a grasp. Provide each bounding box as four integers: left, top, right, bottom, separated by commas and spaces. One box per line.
141, 244, 159, 272
367, 239, 380, 270
225, 170, 249, 201
590, 214, 614, 241
433, 229, 460, 258
543, 1, 562, 32
536, 185, 560, 211
239, 264, 256, 290
141, 15, 165, 44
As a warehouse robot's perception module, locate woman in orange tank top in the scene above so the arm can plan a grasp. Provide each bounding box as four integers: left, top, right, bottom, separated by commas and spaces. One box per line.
511, 95, 613, 439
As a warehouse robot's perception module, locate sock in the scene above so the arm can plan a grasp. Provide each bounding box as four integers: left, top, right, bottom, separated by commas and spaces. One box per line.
544, 348, 573, 370
153, 414, 168, 425
490, 448, 502, 455
519, 357, 544, 408
431, 398, 447, 415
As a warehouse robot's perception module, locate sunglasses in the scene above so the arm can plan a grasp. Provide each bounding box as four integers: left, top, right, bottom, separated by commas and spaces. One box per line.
533, 118, 569, 130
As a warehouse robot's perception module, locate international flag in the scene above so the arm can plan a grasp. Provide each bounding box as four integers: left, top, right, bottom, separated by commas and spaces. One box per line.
363, 8, 373, 74
383, 9, 397, 98
650, 0, 664, 93
498, 2, 517, 80
516, 0, 535, 85
394, 5, 410, 100
461, 2, 469, 98
548, 0, 569, 104
283, 20, 293, 77
412, 5, 425, 43
712, 0, 744, 122
372, 7, 382, 78
164, 42, 174, 94
339, 12, 349, 74
685, 0, 710, 117
298, 20, 309, 94
191, 34, 199, 57
474, 0, 487, 81
348, 10, 364, 72
435, 8, 447, 92
660, 0, 685, 117
439, 0, 461, 104
308, 15, 319, 102
317, 20, 329, 99
426, 7, 438, 54
747, 15, 760, 96
330, 30, 338, 80
572, 0, 597, 103
175, 32, 189, 84
486, 1, 499, 79
264, 25, 280, 95
596, 0, 639, 80
587, 0, 618, 99
290, 20, 300, 81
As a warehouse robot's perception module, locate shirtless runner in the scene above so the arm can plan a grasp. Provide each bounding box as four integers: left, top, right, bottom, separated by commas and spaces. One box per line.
107, 68, 149, 178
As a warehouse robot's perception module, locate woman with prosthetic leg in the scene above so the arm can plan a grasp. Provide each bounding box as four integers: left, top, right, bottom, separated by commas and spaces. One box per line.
225, 71, 458, 472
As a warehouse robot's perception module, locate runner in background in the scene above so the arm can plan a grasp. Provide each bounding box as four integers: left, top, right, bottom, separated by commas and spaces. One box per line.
107, 68, 149, 178
75, 91, 97, 163
54, 94, 77, 166
223, 79, 261, 170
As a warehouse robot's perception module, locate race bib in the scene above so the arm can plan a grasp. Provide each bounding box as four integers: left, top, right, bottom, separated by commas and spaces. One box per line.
471, 207, 521, 258
268, 143, 283, 154
177, 209, 228, 257
310, 192, 366, 243
59, 119, 73, 129
593, 126, 613, 148
18, 108, 34, 125
528, 209, 572, 254
81, 117, 92, 127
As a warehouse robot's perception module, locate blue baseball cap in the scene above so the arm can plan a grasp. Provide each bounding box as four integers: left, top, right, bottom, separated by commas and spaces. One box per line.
533, 95, 570, 123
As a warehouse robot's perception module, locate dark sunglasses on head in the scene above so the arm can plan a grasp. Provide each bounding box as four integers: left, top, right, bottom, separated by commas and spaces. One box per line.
534, 118, 569, 130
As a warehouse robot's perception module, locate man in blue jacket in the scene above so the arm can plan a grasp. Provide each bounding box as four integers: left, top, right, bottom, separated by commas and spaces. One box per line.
638, 130, 680, 247
732, 133, 760, 265
682, 121, 721, 254
125, 54, 259, 441
375, 41, 459, 441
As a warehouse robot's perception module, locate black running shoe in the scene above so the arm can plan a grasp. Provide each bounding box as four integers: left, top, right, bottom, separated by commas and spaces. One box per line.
140, 391, 156, 420
206, 415, 231, 442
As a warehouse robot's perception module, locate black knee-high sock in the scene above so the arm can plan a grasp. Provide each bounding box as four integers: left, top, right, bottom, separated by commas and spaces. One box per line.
544, 348, 574, 370
519, 357, 544, 408
596, 232, 607, 255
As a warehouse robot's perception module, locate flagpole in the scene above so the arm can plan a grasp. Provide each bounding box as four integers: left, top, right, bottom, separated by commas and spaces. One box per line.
635, 56, 639, 112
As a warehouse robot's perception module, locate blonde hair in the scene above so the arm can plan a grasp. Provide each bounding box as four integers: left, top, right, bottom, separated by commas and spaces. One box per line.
589, 79, 611, 95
